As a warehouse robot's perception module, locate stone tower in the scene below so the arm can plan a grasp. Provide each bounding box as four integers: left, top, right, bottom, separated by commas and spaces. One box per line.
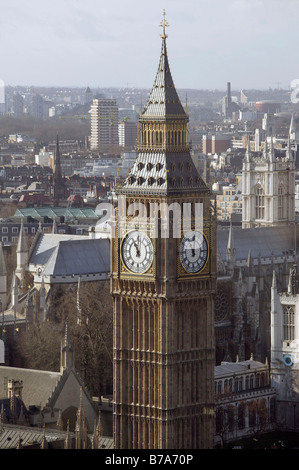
111, 12, 216, 449
242, 121, 295, 228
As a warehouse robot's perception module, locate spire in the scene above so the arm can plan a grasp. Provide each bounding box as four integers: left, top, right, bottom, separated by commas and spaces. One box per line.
53, 135, 65, 205
76, 276, 82, 325
60, 319, 74, 373
0, 243, 7, 277
120, 12, 207, 197
226, 219, 236, 274
245, 131, 251, 162
54, 135, 62, 178
75, 387, 88, 449
17, 220, 28, 255
246, 249, 253, 270
52, 219, 57, 234
64, 420, 72, 449
39, 276, 46, 320
141, 10, 187, 120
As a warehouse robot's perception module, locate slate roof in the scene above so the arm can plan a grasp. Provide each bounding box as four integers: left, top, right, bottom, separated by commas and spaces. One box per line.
0, 424, 67, 449
0, 366, 61, 409
119, 151, 208, 196
29, 233, 110, 277
217, 225, 297, 262
215, 358, 267, 378
118, 32, 209, 197
141, 36, 187, 120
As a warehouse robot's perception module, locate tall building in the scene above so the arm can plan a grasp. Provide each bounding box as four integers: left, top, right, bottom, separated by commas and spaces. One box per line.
84, 86, 93, 105
111, 13, 217, 449
90, 98, 119, 152
31, 93, 44, 118
51, 136, 66, 205
118, 120, 138, 148
242, 125, 296, 228
13, 93, 24, 116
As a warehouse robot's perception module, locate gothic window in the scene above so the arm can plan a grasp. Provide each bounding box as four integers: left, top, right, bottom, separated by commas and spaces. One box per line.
278, 185, 284, 219
256, 374, 260, 388
255, 186, 264, 219
283, 305, 295, 341
245, 375, 249, 390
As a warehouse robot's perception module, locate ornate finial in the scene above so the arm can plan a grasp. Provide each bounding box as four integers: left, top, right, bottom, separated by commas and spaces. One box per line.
160, 9, 169, 39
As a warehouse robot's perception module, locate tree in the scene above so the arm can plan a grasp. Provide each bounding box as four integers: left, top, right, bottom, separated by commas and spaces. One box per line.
16, 280, 113, 397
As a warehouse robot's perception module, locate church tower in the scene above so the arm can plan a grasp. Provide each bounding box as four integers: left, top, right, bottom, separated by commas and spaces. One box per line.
52, 136, 66, 205
242, 121, 296, 228
111, 12, 217, 449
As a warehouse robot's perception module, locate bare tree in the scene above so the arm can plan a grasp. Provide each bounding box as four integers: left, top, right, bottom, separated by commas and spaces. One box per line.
16, 280, 113, 397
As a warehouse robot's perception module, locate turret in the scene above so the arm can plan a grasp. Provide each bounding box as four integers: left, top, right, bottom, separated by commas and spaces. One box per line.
60, 319, 74, 373
226, 219, 236, 275
16, 220, 28, 288
0, 243, 7, 310
271, 270, 281, 365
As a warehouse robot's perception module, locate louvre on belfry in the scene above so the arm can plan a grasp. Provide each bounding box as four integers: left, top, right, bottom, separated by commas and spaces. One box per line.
111, 11, 217, 449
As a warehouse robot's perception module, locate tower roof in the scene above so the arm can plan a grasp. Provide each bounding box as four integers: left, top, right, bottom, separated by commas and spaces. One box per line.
141, 12, 187, 121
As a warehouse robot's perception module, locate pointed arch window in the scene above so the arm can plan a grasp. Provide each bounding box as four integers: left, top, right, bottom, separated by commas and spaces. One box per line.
278, 185, 285, 219
255, 186, 264, 219
283, 305, 295, 341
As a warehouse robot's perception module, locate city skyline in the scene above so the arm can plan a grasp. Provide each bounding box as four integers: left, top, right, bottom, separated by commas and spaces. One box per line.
1, 0, 299, 91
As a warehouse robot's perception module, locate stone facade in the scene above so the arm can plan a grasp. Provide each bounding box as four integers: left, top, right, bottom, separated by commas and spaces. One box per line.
111, 15, 216, 449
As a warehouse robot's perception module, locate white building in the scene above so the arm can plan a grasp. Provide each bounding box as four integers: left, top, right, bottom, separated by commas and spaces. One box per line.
270, 266, 299, 429
242, 123, 295, 228
35, 148, 53, 166
90, 98, 119, 151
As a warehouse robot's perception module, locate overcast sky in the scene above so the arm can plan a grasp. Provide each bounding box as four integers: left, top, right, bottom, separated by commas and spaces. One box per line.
1, 0, 298, 90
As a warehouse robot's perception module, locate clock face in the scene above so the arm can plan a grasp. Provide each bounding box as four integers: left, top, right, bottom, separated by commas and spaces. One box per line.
121, 230, 154, 273
180, 231, 208, 273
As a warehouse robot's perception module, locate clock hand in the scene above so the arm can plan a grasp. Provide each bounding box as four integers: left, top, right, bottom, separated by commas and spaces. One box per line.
133, 240, 141, 257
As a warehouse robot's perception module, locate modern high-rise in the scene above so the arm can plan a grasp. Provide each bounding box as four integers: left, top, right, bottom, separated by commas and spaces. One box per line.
90, 98, 119, 152
118, 120, 138, 149
13, 93, 24, 116
111, 13, 216, 449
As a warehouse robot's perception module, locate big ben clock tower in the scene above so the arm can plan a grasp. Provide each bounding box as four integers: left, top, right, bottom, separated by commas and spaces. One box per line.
111, 12, 216, 449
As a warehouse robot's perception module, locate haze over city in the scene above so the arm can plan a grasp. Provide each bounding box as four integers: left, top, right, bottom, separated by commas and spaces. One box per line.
1, 0, 298, 90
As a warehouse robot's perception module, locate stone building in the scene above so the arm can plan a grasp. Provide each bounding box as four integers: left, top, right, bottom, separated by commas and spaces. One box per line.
242, 126, 295, 229
216, 223, 298, 365
214, 356, 276, 446
111, 13, 216, 449
270, 265, 299, 429
0, 322, 98, 432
